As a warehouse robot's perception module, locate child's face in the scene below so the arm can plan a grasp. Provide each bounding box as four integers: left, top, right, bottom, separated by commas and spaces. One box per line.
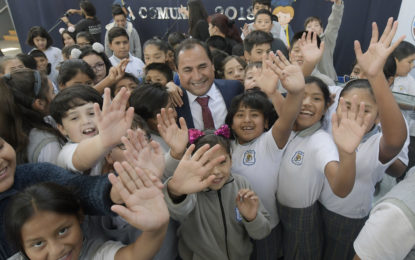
224, 58, 245, 84
62, 33, 75, 47
254, 14, 272, 33
145, 69, 168, 86
144, 44, 167, 65
0, 138, 16, 193
114, 78, 138, 96
3, 59, 24, 75
244, 67, 261, 90
33, 36, 47, 51
207, 146, 232, 190
57, 102, 98, 143
114, 14, 127, 28
305, 20, 323, 36
110, 36, 130, 59
276, 12, 292, 26
34, 56, 48, 73
289, 41, 304, 66
294, 82, 326, 131
21, 210, 83, 260
76, 36, 90, 47
82, 54, 106, 84
61, 72, 94, 90
244, 43, 271, 63
232, 104, 267, 144
338, 88, 379, 133
395, 54, 415, 77
350, 64, 366, 79
253, 3, 270, 15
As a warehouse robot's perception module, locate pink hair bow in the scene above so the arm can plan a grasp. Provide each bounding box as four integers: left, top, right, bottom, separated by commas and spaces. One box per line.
188, 124, 231, 144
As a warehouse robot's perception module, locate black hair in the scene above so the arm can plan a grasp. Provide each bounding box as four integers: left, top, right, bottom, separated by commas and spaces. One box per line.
80, 0, 96, 16
168, 32, 187, 50
175, 38, 213, 67
79, 45, 112, 76
61, 44, 81, 60
112, 4, 126, 17
339, 79, 374, 101
131, 114, 152, 140
187, 0, 208, 35
108, 27, 129, 44
222, 55, 247, 74
304, 16, 323, 29
129, 83, 169, 121
305, 76, 330, 106
76, 31, 95, 45
232, 43, 244, 56
243, 30, 273, 53
145, 62, 173, 82
143, 37, 169, 55
254, 9, 272, 22
5, 182, 81, 257
211, 49, 229, 79
252, 0, 271, 9
50, 84, 103, 124
57, 59, 95, 88
225, 89, 275, 138
15, 54, 37, 70
383, 54, 397, 80
111, 72, 140, 97
191, 130, 231, 156
291, 31, 321, 49
28, 49, 47, 59
392, 41, 415, 61
26, 26, 53, 49
206, 36, 229, 53
61, 29, 76, 45
272, 38, 289, 59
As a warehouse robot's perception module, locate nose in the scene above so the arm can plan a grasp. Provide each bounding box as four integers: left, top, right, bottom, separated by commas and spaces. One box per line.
234, 70, 243, 79
48, 240, 66, 259
191, 69, 203, 81
303, 95, 312, 106
80, 114, 92, 125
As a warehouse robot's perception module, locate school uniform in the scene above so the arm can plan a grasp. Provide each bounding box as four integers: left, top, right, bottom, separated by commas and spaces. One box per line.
109, 53, 145, 80
319, 128, 397, 260
231, 129, 284, 259
276, 122, 339, 259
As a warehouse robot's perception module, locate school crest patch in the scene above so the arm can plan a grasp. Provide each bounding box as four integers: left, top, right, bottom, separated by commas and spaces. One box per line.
243, 150, 256, 166
235, 207, 243, 222
291, 151, 304, 165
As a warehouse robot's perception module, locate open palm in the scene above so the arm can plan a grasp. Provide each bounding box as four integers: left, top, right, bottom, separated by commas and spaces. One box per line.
157, 108, 188, 158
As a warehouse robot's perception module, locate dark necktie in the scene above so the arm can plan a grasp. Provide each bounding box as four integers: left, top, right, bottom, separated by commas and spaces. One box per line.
196, 96, 215, 130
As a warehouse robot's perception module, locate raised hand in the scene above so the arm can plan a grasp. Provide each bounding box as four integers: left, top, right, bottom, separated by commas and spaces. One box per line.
94, 87, 134, 149
242, 23, 251, 37
108, 58, 129, 83
236, 189, 259, 222
332, 95, 371, 154
166, 82, 184, 107
167, 144, 225, 196
299, 31, 325, 69
269, 51, 305, 94
354, 17, 405, 78
157, 108, 188, 159
255, 53, 280, 96
109, 162, 169, 232
121, 129, 165, 179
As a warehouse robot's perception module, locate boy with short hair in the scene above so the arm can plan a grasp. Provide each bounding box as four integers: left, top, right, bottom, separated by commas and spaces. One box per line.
108, 27, 145, 80
145, 62, 174, 86
243, 30, 273, 63
111, 72, 139, 97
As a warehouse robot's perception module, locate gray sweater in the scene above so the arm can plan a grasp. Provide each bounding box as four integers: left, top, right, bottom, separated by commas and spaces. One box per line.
164, 174, 271, 260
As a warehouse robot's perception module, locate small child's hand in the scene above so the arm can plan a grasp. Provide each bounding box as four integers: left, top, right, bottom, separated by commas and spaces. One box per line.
242, 23, 251, 37
270, 50, 305, 95
256, 52, 280, 96
354, 17, 405, 78
236, 189, 259, 222
166, 82, 184, 107
168, 144, 225, 197
157, 108, 188, 159
299, 31, 325, 69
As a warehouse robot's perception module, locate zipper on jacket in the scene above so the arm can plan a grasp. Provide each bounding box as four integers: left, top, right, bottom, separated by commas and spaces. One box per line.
217, 190, 230, 260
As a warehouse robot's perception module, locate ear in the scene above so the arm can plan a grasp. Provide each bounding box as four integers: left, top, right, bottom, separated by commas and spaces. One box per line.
108, 42, 114, 51
244, 51, 251, 62
57, 123, 68, 137
32, 98, 46, 113
105, 152, 115, 165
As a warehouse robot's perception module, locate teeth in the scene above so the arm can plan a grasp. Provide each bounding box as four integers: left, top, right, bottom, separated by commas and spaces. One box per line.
300, 111, 313, 115
83, 128, 95, 134
0, 167, 6, 176
242, 127, 254, 130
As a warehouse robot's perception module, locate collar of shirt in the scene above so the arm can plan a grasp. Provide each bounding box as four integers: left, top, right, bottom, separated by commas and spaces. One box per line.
110, 53, 132, 64
187, 82, 219, 104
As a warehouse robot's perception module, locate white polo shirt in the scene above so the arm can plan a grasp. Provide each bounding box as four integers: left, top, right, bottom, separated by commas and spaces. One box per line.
109, 53, 145, 80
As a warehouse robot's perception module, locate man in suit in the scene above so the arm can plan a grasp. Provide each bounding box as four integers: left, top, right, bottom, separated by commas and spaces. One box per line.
175, 38, 244, 129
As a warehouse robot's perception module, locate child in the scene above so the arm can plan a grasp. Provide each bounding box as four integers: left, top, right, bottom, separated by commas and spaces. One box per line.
76, 31, 95, 47
304, 0, 344, 80
143, 37, 169, 65
29, 49, 58, 88
50, 86, 134, 176
2, 69, 63, 164
79, 44, 113, 84
108, 27, 145, 80
144, 62, 173, 86
243, 30, 273, 63
0, 56, 24, 76
243, 62, 262, 90
5, 167, 169, 260
111, 72, 139, 97
253, 9, 273, 34
57, 59, 95, 90
222, 55, 247, 84
164, 133, 271, 259
276, 74, 371, 258
60, 28, 76, 47
26, 26, 62, 79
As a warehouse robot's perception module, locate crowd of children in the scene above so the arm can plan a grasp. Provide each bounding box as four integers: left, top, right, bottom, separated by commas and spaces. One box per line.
0, 0, 414, 259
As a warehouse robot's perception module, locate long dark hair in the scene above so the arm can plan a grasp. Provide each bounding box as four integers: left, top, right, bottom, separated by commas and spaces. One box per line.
208, 13, 242, 43
188, 0, 208, 34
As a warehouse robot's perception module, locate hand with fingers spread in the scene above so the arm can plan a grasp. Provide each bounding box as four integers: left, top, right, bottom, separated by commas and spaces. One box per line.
270, 50, 305, 95
332, 95, 371, 154
299, 31, 325, 76
236, 189, 259, 222
95, 87, 134, 149
109, 162, 169, 232
255, 53, 280, 96
108, 58, 129, 83
121, 129, 165, 179
354, 17, 405, 78
157, 108, 189, 159
166, 82, 184, 107
167, 144, 225, 197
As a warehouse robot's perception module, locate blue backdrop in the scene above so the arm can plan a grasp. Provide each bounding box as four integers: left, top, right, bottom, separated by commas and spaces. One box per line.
7, 0, 402, 76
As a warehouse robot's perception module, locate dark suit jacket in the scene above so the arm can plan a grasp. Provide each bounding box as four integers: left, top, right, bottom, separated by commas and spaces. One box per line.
176, 79, 244, 129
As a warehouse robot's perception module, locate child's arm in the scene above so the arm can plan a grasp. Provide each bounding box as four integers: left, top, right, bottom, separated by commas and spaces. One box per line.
166, 82, 184, 107
299, 32, 325, 77
108, 163, 169, 260
71, 88, 134, 171
256, 51, 305, 149
354, 18, 407, 163
325, 0, 344, 47
94, 59, 129, 94
326, 96, 371, 197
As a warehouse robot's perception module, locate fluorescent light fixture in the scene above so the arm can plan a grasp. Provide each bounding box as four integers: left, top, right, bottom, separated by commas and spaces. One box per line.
1, 47, 19, 52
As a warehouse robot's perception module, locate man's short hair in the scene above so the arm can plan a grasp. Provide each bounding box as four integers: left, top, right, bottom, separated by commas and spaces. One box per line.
174, 38, 212, 67
108, 27, 129, 44
243, 31, 273, 53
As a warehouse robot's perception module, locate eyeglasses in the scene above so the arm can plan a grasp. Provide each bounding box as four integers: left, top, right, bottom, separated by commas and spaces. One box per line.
92, 62, 105, 71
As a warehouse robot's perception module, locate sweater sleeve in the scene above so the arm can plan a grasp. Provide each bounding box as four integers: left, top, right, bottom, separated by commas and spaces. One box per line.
162, 177, 197, 222
14, 163, 113, 215
324, 2, 344, 52
131, 29, 142, 59
162, 151, 180, 182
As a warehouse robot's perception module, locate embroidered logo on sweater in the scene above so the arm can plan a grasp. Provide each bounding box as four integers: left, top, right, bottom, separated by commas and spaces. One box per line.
235, 208, 243, 222
243, 150, 256, 166
291, 151, 304, 165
